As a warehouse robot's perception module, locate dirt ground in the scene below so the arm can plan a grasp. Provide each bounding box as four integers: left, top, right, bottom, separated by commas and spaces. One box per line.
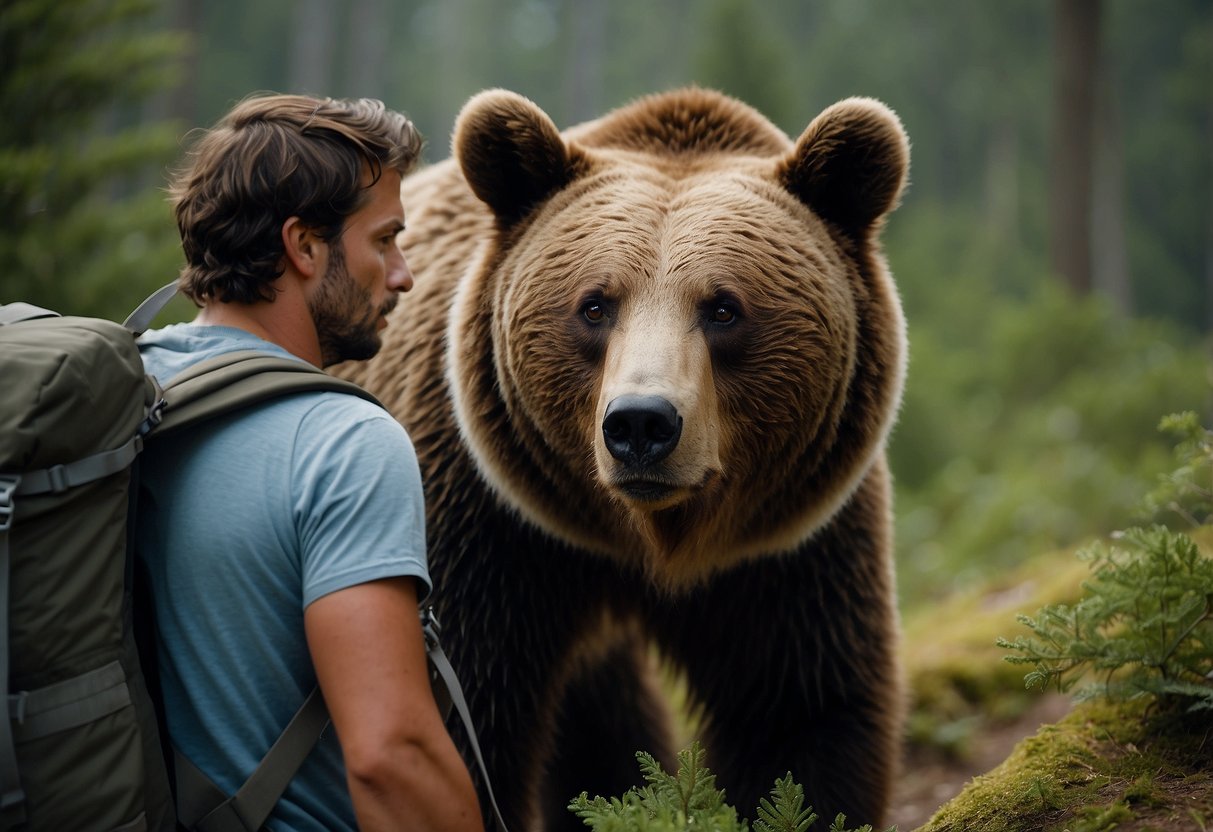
886, 694, 1074, 831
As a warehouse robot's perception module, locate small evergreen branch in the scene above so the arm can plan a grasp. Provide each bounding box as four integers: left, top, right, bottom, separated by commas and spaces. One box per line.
568, 743, 896, 831
753, 773, 815, 832
999, 413, 1213, 713
1142, 412, 1213, 528
999, 526, 1213, 711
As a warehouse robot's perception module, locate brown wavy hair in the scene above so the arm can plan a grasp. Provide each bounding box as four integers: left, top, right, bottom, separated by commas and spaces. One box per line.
170, 94, 423, 304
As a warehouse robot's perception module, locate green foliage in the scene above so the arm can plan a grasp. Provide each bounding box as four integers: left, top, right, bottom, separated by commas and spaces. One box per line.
891, 276, 1211, 606
1, 0, 187, 321
568, 743, 890, 832
999, 527, 1213, 711
689, 0, 795, 131
1142, 411, 1213, 529
999, 415, 1213, 713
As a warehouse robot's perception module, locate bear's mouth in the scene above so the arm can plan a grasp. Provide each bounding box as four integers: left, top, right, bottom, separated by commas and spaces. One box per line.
617, 479, 676, 503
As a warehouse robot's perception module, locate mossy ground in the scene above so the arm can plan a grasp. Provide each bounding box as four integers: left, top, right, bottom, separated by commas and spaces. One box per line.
899, 544, 1091, 759
915, 697, 1213, 832
897, 527, 1213, 831
646, 531, 1211, 831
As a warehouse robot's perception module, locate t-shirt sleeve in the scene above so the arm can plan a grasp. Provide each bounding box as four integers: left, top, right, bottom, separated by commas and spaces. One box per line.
289, 395, 431, 607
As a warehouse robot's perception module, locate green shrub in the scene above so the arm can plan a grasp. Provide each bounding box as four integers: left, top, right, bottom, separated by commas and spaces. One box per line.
892, 282, 1211, 607
998, 413, 1213, 713
567, 743, 892, 832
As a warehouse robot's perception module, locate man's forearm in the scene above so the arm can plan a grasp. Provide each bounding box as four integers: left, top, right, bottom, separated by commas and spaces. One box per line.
346, 736, 483, 832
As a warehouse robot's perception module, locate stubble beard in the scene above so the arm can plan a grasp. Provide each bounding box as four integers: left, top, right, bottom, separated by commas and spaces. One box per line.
308, 239, 396, 367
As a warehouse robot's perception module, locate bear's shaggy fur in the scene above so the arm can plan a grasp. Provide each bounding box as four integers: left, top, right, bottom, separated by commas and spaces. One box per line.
339, 87, 910, 830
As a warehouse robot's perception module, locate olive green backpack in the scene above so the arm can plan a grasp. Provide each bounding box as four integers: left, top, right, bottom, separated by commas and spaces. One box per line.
0, 286, 508, 832
0, 286, 378, 832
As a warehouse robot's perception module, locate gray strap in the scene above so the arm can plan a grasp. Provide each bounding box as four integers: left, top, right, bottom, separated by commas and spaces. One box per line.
150, 351, 382, 440
0, 303, 59, 325
173, 750, 232, 831
113, 812, 149, 832
123, 282, 180, 335
177, 688, 329, 832
422, 612, 511, 832
173, 621, 512, 832
13, 434, 143, 497
8, 660, 132, 743
0, 475, 26, 822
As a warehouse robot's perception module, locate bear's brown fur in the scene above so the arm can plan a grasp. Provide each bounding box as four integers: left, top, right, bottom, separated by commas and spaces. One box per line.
339, 87, 909, 831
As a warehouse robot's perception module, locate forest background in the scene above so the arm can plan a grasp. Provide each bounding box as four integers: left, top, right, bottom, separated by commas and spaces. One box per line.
2, 0, 1211, 612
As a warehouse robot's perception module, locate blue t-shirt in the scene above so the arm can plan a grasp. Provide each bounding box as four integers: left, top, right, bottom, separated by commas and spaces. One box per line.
136, 324, 430, 832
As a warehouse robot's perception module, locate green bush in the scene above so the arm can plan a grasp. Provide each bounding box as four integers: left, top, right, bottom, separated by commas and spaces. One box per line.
568, 743, 892, 832
891, 279, 1211, 607
998, 413, 1213, 713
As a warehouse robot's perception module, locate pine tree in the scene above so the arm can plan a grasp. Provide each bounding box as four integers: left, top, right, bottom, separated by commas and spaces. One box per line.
1, 0, 187, 320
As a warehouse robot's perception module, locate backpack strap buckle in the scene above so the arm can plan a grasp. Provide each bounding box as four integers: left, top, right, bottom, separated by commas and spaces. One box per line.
139, 376, 168, 437
0, 474, 19, 532
8, 692, 27, 725
420, 605, 441, 651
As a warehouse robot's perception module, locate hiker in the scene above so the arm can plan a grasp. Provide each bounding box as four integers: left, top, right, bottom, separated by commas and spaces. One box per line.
134, 93, 484, 832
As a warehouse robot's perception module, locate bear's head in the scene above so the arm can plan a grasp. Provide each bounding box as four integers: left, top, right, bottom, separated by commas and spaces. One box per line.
447, 88, 908, 588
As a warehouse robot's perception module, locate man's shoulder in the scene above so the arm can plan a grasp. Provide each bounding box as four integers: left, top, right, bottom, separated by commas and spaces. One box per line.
139, 323, 303, 385
290, 391, 408, 450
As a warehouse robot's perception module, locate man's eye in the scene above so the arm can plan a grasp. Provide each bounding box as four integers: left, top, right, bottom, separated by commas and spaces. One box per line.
582, 301, 605, 323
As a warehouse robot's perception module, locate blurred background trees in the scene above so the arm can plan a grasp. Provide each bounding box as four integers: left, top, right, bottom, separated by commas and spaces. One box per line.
2, 0, 1210, 606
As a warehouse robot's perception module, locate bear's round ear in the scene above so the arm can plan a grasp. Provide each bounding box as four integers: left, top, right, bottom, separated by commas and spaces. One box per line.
454, 89, 579, 227
777, 97, 909, 236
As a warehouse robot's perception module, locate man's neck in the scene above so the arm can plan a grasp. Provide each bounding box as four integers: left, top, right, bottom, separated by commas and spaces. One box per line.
194, 288, 322, 367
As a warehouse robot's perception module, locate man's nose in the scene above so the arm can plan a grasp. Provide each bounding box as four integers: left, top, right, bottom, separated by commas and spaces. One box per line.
388, 249, 414, 293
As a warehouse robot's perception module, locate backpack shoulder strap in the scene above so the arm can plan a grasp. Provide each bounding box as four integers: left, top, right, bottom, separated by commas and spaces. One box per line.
422, 609, 511, 832
172, 615, 514, 832
148, 350, 383, 440
174, 688, 329, 832
124, 283, 179, 335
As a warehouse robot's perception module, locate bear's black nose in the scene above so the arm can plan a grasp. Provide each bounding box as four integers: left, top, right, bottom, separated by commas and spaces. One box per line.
602, 395, 682, 466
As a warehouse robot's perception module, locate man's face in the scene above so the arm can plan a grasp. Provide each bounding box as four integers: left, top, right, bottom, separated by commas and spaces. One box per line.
308, 169, 411, 367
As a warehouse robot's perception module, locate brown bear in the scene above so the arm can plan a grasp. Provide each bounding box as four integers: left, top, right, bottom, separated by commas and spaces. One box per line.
338, 87, 910, 831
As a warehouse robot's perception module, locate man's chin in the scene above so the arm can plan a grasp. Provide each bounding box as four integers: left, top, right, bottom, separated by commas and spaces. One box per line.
321, 331, 383, 367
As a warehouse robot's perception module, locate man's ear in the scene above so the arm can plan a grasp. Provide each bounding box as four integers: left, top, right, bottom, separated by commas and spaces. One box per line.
281, 216, 324, 279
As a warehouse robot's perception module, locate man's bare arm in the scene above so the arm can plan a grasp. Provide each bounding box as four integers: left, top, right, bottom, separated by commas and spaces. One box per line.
305, 577, 484, 832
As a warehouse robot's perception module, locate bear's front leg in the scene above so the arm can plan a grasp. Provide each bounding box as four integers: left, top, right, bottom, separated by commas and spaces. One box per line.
539, 637, 678, 832
647, 475, 902, 827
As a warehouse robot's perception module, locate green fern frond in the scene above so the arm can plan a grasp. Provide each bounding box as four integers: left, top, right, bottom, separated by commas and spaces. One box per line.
753, 773, 815, 832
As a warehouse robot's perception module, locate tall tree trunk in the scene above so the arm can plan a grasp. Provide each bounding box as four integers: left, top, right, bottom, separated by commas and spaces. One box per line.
1205, 13, 1213, 418
1092, 53, 1131, 314
1050, 0, 1101, 295
346, 0, 389, 101
984, 119, 1020, 242
564, 0, 606, 124
147, 0, 199, 127
434, 0, 474, 150
289, 0, 337, 96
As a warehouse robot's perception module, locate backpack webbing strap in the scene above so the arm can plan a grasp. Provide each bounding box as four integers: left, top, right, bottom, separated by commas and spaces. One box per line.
7, 660, 131, 742
151, 351, 382, 440
0, 475, 25, 822
12, 434, 144, 497
123, 282, 180, 336
171, 618, 512, 832
422, 610, 511, 832
175, 687, 329, 832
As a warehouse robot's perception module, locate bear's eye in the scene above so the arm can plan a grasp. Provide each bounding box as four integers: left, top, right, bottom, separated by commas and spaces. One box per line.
581, 300, 606, 323
711, 303, 738, 325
